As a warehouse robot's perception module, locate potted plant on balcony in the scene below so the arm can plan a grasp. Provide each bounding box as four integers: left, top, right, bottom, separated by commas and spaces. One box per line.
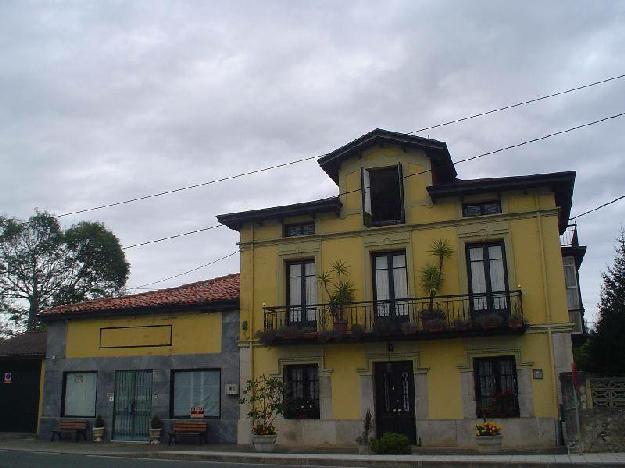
92, 415, 104, 442
355, 408, 373, 454
240, 374, 286, 452
149, 415, 163, 444
318, 260, 356, 334
420, 239, 454, 332
475, 421, 503, 452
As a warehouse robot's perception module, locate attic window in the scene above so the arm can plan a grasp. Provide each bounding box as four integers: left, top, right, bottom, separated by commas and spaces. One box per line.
362, 165, 404, 226
284, 222, 315, 237
463, 201, 501, 217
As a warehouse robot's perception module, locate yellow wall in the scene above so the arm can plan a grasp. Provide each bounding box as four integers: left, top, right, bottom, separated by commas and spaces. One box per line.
66, 312, 222, 358
238, 141, 572, 422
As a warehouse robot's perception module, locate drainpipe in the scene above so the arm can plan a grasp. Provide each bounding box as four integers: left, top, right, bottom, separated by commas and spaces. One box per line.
536, 195, 561, 439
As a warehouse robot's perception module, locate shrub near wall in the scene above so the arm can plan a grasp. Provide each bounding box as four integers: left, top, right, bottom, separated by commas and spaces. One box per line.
370, 433, 411, 454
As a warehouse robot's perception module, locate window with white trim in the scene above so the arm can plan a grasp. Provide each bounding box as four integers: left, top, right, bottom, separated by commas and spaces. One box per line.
172, 369, 220, 418
63, 372, 97, 417
563, 256, 580, 310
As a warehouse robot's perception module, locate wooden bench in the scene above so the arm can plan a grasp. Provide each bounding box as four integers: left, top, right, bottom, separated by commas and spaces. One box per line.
50, 419, 89, 442
168, 420, 208, 445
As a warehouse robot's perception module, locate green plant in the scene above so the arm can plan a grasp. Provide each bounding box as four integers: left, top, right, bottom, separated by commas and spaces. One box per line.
370, 432, 411, 454
318, 260, 356, 323
150, 415, 163, 430
255, 329, 277, 346
239, 375, 286, 435
356, 409, 373, 445
420, 239, 454, 314
94, 415, 104, 428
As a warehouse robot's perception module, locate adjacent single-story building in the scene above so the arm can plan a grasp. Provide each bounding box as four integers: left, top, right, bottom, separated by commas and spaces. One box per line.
38, 273, 240, 442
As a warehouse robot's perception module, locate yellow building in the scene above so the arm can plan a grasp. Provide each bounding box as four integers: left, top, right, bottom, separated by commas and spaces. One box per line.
38, 274, 241, 442
218, 128, 584, 449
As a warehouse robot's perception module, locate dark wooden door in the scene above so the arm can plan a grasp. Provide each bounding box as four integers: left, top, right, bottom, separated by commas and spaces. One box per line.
374, 361, 416, 442
0, 359, 41, 433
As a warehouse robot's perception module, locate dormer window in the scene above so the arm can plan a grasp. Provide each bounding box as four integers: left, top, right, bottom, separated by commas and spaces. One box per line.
362, 164, 405, 226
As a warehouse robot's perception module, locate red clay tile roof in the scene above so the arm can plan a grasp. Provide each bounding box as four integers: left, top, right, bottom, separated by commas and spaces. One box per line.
0, 331, 47, 357
40, 273, 240, 319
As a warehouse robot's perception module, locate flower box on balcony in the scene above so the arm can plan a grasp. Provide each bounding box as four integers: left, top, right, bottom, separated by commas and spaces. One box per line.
421, 310, 447, 332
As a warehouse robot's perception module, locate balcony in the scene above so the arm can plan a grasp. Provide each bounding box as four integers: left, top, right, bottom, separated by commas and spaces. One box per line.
260, 291, 525, 345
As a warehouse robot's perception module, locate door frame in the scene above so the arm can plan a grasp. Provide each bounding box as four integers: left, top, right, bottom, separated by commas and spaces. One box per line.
373, 360, 416, 443
112, 369, 154, 441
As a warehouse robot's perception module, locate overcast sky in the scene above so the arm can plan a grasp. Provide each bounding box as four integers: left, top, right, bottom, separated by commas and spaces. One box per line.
1, 1, 624, 325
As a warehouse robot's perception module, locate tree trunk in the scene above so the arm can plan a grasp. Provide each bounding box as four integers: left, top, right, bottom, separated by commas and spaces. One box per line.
27, 296, 39, 330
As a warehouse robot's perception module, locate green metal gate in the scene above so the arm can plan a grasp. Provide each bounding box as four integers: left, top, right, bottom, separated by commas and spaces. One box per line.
113, 370, 153, 441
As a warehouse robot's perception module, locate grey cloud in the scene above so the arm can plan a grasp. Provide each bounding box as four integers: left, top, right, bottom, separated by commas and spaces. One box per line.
2, 0, 625, 324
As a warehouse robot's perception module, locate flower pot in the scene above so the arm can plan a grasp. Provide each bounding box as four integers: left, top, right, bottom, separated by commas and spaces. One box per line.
92, 426, 104, 442
333, 321, 348, 334
475, 435, 503, 453
252, 434, 277, 452
149, 428, 162, 444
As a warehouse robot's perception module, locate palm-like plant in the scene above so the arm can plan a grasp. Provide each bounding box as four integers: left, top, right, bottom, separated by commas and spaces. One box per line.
318, 260, 356, 323
421, 239, 454, 314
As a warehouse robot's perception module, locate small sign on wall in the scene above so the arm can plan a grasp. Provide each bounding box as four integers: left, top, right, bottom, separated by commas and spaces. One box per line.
190, 406, 205, 418
3, 372, 11, 384
532, 368, 544, 380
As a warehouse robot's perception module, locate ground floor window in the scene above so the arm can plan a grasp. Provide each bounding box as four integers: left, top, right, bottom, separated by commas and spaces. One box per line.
473, 356, 519, 418
63, 372, 97, 417
284, 364, 320, 419
171, 369, 220, 418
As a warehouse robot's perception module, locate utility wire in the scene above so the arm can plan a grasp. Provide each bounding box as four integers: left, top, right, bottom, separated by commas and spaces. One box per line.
570, 194, 625, 220
407, 72, 625, 135
127, 250, 238, 290
54, 72, 624, 219
335, 110, 625, 200
120, 110, 624, 251
122, 224, 224, 250
57, 155, 319, 218
127, 193, 624, 289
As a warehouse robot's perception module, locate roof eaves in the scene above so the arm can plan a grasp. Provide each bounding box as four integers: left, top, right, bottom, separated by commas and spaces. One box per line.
426, 171, 576, 234
217, 196, 341, 231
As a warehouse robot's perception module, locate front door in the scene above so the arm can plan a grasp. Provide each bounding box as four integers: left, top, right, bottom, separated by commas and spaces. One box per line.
374, 361, 416, 442
113, 370, 153, 441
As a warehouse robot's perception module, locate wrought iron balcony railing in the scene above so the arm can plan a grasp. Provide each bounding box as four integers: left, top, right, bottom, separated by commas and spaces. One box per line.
260, 290, 525, 345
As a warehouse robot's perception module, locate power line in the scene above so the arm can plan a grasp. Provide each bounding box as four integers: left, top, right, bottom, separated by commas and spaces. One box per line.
53, 72, 624, 219
570, 194, 625, 220
127, 250, 238, 290
119, 110, 624, 251
122, 224, 224, 250
336, 110, 625, 200
407, 72, 625, 135
57, 155, 319, 218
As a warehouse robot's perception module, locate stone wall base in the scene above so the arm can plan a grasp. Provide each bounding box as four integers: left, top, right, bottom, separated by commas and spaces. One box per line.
237, 417, 559, 449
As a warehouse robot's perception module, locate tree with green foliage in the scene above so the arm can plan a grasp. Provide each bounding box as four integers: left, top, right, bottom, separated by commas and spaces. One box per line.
586, 230, 625, 374
0, 211, 129, 330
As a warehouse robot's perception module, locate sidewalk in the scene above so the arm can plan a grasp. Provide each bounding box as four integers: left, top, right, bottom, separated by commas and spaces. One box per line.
1, 437, 625, 466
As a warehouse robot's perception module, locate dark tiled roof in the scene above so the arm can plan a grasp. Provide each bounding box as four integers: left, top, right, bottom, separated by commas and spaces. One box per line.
427, 171, 576, 233
40, 273, 240, 319
0, 331, 47, 357
318, 128, 456, 185
217, 197, 341, 231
